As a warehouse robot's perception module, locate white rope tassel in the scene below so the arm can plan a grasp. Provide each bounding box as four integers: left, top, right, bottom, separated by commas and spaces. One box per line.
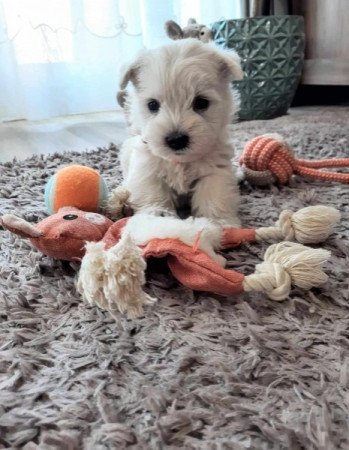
256, 205, 340, 244
77, 242, 109, 310
77, 233, 156, 319
102, 232, 156, 319
285, 206, 340, 244
243, 242, 331, 301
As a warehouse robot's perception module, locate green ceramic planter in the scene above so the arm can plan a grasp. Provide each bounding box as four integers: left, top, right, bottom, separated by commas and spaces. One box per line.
212, 16, 305, 120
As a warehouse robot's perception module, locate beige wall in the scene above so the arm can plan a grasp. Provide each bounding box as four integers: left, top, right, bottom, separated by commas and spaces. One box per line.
293, 0, 349, 85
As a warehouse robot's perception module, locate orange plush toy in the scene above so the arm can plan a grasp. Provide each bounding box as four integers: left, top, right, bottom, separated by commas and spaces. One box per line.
0, 207, 113, 261
76, 205, 340, 319
0, 201, 340, 319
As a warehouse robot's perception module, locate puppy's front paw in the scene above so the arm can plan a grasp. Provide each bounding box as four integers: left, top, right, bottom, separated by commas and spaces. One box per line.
213, 253, 227, 267
234, 164, 246, 183
107, 187, 132, 219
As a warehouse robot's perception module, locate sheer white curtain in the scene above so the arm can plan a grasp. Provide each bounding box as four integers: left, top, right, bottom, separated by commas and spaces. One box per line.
0, 0, 242, 121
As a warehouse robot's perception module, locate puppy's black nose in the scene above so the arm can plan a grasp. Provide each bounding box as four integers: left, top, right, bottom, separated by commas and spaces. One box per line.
165, 132, 189, 151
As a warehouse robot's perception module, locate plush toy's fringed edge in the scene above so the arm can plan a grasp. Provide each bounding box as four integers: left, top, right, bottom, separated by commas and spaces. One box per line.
77, 232, 156, 319
77, 241, 109, 310
243, 241, 331, 301
103, 232, 156, 319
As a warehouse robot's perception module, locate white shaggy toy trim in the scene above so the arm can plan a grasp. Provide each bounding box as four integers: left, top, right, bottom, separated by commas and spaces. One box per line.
123, 214, 226, 266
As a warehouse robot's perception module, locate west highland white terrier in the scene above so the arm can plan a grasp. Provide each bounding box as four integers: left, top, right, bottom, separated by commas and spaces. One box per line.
117, 39, 243, 227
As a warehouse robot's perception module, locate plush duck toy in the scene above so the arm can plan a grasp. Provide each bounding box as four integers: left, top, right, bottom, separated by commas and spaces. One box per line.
0, 207, 113, 261
76, 205, 340, 318
1, 202, 340, 321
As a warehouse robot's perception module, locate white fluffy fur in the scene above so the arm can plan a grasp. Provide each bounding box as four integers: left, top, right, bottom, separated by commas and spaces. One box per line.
118, 39, 243, 227
122, 213, 226, 266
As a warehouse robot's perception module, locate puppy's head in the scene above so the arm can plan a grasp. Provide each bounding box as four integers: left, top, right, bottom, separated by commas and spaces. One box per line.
119, 39, 243, 162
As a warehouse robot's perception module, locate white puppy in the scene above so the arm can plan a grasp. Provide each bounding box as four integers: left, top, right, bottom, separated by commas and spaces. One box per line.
118, 39, 243, 227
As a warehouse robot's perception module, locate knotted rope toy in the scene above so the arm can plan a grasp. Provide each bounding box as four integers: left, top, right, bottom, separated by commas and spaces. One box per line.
240, 134, 349, 186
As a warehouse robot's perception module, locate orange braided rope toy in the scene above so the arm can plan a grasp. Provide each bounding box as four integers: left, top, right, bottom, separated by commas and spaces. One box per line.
240, 134, 349, 186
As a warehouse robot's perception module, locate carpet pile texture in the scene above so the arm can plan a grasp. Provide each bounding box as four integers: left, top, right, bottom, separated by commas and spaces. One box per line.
0, 107, 348, 449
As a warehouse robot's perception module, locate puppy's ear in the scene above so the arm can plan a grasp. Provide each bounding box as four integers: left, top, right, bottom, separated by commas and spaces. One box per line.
217, 48, 244, 81
116, 90, 127, 108
119, 54, 144, 90
165, 20, 184, 40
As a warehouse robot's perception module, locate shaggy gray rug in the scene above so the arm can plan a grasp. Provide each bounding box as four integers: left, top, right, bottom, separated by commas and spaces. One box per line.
0, 107, 348, 449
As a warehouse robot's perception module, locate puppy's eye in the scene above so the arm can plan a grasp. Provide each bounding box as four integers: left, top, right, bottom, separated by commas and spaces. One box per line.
193, 96, 210, 111
147, 99, 160, 113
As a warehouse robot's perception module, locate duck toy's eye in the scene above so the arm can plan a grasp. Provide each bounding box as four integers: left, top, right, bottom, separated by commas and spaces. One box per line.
63, 214, 78, 220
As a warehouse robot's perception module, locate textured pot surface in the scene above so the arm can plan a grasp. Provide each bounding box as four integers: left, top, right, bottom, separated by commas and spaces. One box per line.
213, 16, 305, 120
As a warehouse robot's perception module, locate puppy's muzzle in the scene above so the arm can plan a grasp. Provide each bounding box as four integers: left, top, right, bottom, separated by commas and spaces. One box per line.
165, 132, 190, 152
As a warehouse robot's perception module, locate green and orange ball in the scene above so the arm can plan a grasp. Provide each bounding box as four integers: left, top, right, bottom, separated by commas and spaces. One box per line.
44, 165, 109, 214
